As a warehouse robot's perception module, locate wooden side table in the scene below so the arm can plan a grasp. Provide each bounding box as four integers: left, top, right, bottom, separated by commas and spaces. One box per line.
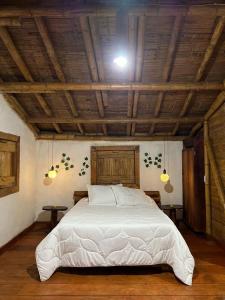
161, 205, 183, 226
42, 206, 68, 229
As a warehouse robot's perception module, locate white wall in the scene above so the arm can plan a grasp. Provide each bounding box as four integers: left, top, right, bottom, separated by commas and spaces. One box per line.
35, 140, 183, 220
0, 96, 184, 235
0, 96, 36, 247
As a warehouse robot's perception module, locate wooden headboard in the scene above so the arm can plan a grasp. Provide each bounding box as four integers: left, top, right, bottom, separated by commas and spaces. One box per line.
91, 146, 140, 187
73, 145, 161, 207
73, 146, 161, 207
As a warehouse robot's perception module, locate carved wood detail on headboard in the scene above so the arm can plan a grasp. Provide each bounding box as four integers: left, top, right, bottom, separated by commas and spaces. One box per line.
91, 146, 140, 188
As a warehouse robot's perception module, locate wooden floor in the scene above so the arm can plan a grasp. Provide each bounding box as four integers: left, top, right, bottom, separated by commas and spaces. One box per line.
0, 223, 225, 300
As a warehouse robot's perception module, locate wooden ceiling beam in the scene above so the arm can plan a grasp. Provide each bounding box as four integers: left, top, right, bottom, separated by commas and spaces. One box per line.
131, 16, 145, 136
29, 116, 203, 125
127, 15, 137, 135
0, 5, 225, 17
181, 16, 225, 117
171, 122, 180, 136
34, 17, 65, 82
0, 81, 222, 93
52, 123, 62, 134
80, 16, 107, 135
89, 16, 108, 107
88, 17, 104, 79
205, 132, 225, 212
205, 91, 225, 120
0, 17, 22, 26
173, 16, 225, 135
150, 15, 182, 135
0, 26, 61, 134
134, 16, 145, 82
80, 16, 98, 81
34, 16, 84, 135
89, 16, 107, 135
37, 133, 186, 141
0, 27, 33, 81
195, 16, 225, 82
189, 122, 203, 137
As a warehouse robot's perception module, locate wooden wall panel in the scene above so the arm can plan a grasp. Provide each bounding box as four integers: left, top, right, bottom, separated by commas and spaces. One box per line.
208, 102, 225, 244
91, 146, 140, 187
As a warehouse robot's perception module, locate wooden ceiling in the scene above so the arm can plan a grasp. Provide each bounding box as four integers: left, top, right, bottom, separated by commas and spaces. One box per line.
0, 1, 225, 140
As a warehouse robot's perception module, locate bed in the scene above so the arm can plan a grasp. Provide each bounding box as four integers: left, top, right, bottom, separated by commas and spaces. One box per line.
35, 146, 194, 285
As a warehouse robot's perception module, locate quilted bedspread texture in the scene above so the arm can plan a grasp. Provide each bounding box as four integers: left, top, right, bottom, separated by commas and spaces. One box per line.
36, 198, 194, 284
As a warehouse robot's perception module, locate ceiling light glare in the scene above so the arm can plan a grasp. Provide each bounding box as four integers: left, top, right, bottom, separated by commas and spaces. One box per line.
113, 56, 127, 68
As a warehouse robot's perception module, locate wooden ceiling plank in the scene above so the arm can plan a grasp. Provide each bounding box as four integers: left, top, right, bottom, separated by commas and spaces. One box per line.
34, 17, 84, 135
80, 16, 107, 135
0, 5, 225, 17
0, 81, 223, 93
150, 16, 182, 135
29, 116, 203, 124
37, 133, 186, 141
0, 26, 61, 134
173, 16, 225, 135
131, 16, 145, 136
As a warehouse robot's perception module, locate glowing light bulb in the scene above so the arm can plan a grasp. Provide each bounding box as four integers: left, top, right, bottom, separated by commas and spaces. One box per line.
113, 56, 127, 68
48, 166, 57, 179
160, 169, 170, 183
48, 170, 57, 179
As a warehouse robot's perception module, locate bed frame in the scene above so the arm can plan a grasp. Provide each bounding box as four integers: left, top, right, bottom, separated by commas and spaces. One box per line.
73, 145, 161, 207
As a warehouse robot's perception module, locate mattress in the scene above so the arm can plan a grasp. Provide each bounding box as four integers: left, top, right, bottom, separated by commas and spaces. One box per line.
36, 198, 194, 284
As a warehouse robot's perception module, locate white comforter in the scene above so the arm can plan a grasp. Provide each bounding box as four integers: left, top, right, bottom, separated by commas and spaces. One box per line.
36, 198, 194, 285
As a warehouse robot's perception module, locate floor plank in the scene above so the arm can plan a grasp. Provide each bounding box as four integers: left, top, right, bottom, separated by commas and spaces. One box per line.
0, 223, 225, 299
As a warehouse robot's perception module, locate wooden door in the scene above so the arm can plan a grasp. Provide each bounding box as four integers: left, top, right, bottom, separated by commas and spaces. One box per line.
182, 148, 196, 229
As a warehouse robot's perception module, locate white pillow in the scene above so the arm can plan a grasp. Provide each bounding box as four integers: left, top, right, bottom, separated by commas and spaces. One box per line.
87, 184, 122, 206
111, 186, 150, 206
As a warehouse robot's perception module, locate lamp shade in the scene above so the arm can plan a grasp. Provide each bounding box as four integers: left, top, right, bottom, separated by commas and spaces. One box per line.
160, 169, 169, 183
